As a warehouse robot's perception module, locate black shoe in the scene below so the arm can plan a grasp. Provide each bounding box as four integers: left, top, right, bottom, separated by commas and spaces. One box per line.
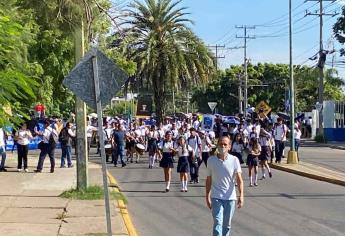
189, 180, 194, 184
165, 189, 170, 192
122, 163, 126, 168
68, 164, 74, 168
269, 172, 272, 178
0, 168, 7, 172
34, 169, 42, 173
50, 169, 54, 173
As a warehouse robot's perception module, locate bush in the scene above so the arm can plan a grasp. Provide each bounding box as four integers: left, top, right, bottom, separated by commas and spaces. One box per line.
60, 185, 127, 203
314, 134, 327, 143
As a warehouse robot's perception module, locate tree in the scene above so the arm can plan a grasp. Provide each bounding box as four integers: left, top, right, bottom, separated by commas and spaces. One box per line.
122, 0, 215, 124
0, 0, 40, 126
14, 0, 136, 117
192, 63, 345, 115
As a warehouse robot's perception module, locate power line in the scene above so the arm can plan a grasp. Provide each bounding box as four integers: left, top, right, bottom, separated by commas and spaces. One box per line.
207, 45, 226, 71
235, 25, 255, 116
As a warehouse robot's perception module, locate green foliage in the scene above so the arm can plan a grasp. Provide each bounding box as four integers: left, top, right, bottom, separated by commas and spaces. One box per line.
60, 185, 127, 203
122, 0, 215, 124
104, 101, 133, 117
193, 63, 345, 115
0, 1, 40, 126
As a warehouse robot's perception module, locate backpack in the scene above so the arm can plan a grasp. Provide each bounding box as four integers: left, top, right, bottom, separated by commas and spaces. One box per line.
58, 128, 69, 144
49, 129, 59, 146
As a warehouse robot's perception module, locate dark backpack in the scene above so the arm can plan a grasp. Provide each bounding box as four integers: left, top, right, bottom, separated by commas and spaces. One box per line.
58, 128, 69, 144
48, 129, 58, 146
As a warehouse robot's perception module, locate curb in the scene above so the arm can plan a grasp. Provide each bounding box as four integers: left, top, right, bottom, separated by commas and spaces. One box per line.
328, 145, 345, 150
269, 163, 345, 187
107, 171, 138, 236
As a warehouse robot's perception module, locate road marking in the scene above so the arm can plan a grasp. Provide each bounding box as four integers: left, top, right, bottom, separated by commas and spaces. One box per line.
107, 171, 138, 236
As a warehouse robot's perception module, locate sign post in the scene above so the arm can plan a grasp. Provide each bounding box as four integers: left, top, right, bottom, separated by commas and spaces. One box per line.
92, 54, 112, 235
63, 48, 128, 236
208, 102, 217, 114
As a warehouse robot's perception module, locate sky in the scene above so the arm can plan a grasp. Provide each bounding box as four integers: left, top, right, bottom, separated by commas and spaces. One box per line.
172, 0, 345, 74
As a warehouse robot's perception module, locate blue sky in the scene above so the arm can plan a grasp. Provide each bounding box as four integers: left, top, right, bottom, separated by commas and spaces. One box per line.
177, 0, 345, 73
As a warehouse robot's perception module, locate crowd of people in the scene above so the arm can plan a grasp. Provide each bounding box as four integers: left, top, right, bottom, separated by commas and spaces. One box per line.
0, 113, 302, 180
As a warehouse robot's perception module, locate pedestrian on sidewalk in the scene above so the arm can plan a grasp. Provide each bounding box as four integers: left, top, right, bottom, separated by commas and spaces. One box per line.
258, 129, 272, 180
294, 125, 302, 161
15, 123, 33, 172
247, 138, 261, 186
0, 127, 7, 172
34, 120, 58, 173
59, 122, 75, 168
206, 136, 244, 236
176, 136, 191, 192
158, 131, 175, 192
273, 118, 287, 164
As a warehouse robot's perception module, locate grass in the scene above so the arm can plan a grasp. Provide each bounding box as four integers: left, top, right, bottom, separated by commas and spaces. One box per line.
60, 185, 127, 203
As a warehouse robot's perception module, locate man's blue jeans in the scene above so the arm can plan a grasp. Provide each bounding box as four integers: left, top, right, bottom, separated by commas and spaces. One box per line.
114, 145, 125, 165
211, 198, 236, 236
61, 144, 72, 167
0, 146, 6, 169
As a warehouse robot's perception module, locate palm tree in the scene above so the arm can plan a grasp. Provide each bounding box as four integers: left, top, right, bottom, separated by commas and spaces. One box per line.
123, 0, 215, 124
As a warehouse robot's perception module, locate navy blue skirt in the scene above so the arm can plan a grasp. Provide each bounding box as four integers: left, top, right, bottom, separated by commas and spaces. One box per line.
246, 154, 258, 166
259, 146, 271, 161
160, 152, 174, 168
177, 156, 190, 173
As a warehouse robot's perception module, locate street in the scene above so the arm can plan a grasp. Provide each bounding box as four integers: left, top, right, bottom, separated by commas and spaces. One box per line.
102, 146, 345, 236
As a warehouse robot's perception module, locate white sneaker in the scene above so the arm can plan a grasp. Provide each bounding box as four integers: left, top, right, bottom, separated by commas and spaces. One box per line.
24, 169, 29, 172
17, 169, 23, 172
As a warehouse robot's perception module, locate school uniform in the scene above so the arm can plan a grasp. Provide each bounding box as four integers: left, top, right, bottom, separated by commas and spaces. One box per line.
246, 145, 261, 167
176, 145, 192, 173
258, 135, 271, 161
159, 140, 174, 168
231, 142, 245, 164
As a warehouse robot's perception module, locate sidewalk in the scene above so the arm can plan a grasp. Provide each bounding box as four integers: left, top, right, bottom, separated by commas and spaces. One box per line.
270, 161, 345, 187
300, 138, 345, 150
0, 150, 128, 236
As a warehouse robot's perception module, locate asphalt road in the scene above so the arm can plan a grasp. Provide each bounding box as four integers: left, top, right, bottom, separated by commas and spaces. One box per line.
298, 146, 345, 173
105, 150, 345, 236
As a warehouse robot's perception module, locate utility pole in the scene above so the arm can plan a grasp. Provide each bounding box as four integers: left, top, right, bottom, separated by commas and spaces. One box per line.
287, 0, 298, 164
227, 46, 245, 114
208, 45, 225, 71
305, 0, 337, 134
74, 21, 88, 189
236, 25, 255, 117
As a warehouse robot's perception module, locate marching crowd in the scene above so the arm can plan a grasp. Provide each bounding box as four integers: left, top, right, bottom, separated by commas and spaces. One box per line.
0, 113, 302, 188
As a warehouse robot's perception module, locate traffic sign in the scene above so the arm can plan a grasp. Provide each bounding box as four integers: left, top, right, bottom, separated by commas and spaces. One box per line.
63, 48, 128, 110
208, 102, 217, 112
256, 101, 272, 118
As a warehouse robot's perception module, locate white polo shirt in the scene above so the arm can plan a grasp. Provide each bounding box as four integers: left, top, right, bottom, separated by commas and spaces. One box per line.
207, 154, 242, 200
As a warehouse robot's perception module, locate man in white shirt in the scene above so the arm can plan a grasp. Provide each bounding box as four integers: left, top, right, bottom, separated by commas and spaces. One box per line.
0, 127, 7, 171
273, 118, 287, 163
206, 136, 244, 236
35, 120, 58, 173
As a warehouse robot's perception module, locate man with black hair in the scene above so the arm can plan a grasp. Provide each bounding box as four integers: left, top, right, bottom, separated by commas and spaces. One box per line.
34, 120, 58, 173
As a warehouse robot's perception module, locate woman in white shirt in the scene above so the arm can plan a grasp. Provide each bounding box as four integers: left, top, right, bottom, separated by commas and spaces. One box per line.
294, 126, 302, 160
158, 131, 175, 192
176, 136, 192, 192
231, 133, 245, 164
15, 123, 33, 172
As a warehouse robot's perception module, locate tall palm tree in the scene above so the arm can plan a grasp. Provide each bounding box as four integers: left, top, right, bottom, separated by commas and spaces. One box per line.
123, 0, 215, 124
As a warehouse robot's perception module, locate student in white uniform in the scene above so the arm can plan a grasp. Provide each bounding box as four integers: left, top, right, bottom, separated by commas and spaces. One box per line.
158, 131, 175, 192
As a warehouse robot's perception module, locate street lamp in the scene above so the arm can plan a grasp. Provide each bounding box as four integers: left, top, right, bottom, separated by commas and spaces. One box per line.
287, 0, 298, 164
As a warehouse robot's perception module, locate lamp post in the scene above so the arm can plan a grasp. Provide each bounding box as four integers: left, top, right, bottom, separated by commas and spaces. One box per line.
287, 0, 298, 164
